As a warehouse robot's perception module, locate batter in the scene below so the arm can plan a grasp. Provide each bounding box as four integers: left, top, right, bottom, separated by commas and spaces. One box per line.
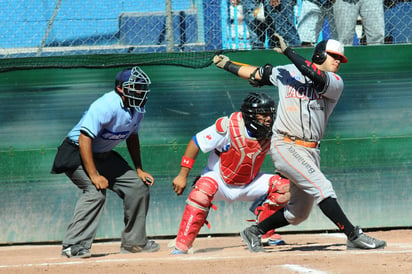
213, 34, 386, 252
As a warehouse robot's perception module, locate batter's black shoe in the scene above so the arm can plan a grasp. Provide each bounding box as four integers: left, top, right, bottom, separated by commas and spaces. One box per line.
121, 240, 160, 253
61, 245, 91, 258
240, 225, 267, 253
347, 226, 386, 250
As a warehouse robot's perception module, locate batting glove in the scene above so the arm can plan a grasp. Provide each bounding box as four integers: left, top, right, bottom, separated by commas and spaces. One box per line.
273, 33, 288, 54
213, 55, 230, 69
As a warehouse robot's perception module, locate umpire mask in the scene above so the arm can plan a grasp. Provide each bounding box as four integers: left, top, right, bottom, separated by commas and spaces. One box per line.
116, 66, 151, 112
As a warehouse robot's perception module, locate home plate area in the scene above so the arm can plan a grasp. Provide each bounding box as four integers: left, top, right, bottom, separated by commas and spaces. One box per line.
1, 229, 411, 274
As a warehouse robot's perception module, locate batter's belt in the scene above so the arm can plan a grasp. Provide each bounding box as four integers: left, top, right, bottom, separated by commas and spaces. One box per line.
283, 136, 320, 148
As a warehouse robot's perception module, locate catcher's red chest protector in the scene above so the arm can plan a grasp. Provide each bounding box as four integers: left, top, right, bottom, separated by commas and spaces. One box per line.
218, 112, 271, 185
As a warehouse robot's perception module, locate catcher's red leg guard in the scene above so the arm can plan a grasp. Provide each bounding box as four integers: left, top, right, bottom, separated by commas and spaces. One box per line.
175, 177, 218, 252
255, 175, 290, 222
255, 175, 290, 244
266, 174, 290, 207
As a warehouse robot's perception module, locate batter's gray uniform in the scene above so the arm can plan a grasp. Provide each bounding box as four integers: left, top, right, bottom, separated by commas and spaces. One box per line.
267, 64, 343, 225
214, 37, 386, 251
333, 0, 385, 45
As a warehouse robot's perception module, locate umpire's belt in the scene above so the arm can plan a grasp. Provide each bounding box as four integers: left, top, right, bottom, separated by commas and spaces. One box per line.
283, 136, 320, 148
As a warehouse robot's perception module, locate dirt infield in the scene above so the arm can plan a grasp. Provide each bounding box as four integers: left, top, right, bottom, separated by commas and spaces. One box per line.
1, 229, 411, 274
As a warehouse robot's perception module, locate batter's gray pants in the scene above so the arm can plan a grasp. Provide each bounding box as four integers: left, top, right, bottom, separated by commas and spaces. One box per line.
62, 151, 150, 249
270, 139, 337, 225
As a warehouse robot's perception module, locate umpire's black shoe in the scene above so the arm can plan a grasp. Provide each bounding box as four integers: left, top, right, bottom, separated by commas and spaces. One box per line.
347, 226, 386, 250
120, 240, 160, 253
240, 225, 267, 253
61, 245, 91, 258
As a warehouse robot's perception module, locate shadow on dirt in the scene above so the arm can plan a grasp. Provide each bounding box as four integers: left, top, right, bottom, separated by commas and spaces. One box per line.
195, 244, 245, 254
273, 243, 345, 252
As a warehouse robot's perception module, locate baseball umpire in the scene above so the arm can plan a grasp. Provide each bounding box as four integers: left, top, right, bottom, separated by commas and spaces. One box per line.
51, 66, 159, 258
170, 92, 290, 254
213, 34, 386, 252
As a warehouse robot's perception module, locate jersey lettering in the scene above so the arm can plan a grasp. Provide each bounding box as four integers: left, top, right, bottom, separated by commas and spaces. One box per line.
287, 146, 316, 174
286, 85, 323, 100
101, 128, 129, 140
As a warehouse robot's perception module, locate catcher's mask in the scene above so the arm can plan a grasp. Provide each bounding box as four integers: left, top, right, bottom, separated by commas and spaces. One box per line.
240, 92, 276, 139
115, 66, 151, 112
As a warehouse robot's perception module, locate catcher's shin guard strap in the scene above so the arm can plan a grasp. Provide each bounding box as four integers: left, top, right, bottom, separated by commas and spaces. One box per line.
189, 176, 218, 208
256, 203, 283, 223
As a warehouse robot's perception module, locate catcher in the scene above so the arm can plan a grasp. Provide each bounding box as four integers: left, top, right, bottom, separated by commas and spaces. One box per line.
170, 92, 290, 254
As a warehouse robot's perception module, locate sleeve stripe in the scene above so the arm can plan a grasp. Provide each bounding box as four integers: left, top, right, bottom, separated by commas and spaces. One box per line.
80, 127, 96, 139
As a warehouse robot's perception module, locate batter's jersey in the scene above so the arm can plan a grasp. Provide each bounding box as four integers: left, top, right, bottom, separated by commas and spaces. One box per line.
269, 64, 344, 141
67, 91, 144, 153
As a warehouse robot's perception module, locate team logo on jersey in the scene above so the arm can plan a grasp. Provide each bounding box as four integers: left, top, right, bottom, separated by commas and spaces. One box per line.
290, 70, 301, 81
202, 134, 213, 144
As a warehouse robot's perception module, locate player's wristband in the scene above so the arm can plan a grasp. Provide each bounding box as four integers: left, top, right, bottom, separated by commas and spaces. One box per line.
181, 156, 195, 169
223, 61, 241, 76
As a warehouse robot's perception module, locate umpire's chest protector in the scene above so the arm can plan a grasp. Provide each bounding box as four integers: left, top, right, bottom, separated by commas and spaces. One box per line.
218, 112, 271, 186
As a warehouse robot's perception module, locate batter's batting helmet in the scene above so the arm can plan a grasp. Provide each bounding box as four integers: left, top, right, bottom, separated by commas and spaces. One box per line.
312, 39, 348, 64
115, 66, 151, 112
240, 92, 276, 139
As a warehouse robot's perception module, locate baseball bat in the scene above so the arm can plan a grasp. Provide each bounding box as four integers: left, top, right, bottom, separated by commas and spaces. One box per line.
231, 60, 250, 66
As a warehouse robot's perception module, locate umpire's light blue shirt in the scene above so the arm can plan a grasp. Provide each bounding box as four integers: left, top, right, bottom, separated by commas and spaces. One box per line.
67, 91, 144, 153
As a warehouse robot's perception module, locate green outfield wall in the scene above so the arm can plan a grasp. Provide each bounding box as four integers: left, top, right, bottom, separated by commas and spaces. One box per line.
1, 45, 411, 244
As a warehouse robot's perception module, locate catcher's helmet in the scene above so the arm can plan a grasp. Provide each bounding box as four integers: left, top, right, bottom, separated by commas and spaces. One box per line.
240, 92, 276, 139
312, 39, 348, 64
115, 66, 151, 112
